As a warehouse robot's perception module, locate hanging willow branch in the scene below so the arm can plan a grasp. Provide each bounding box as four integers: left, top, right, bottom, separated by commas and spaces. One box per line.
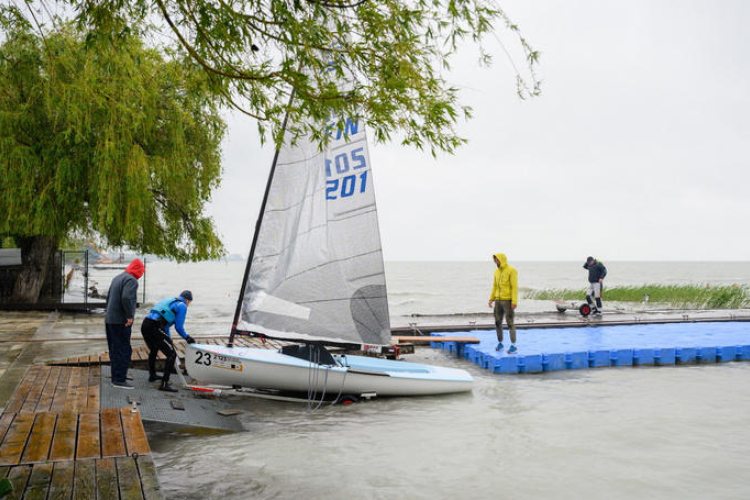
57, 0, 541, 154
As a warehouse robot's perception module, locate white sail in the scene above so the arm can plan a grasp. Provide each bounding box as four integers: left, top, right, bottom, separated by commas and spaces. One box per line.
237, 114, 391, 346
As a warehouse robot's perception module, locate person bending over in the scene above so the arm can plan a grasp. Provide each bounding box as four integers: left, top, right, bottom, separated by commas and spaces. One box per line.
140, 290, 196, 392
583, 256, 607, 314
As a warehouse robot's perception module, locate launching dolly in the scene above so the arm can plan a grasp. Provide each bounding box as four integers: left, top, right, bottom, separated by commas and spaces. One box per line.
554, 300, 601, 317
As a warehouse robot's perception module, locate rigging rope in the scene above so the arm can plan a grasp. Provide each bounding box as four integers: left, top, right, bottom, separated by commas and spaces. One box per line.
305, 345, 350, 411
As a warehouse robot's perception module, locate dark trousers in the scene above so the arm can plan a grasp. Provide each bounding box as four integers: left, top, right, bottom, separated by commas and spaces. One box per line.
141, 318, 177, 383
105, 323, 132, 383
493, 300, 516, 343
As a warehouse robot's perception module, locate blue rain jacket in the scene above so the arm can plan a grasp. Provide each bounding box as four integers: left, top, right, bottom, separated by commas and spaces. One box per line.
146, 297, 189, 340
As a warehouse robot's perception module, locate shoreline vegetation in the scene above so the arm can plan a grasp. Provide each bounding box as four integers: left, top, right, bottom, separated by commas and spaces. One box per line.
524, 284, 749, 309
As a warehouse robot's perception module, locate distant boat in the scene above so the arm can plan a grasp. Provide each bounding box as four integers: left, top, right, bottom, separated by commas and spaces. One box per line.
85, 241, 127, 269
91, 264, 128, 271
187, 88, 472, 400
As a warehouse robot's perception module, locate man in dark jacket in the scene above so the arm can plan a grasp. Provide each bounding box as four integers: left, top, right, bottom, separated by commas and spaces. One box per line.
105, 258, 145, 389
583, 256, 607, 314
140, 290, 196, 392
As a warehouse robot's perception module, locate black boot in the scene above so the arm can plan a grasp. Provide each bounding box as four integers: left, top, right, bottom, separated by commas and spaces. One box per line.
148, 372, 160, 382
159, 379, 178, 393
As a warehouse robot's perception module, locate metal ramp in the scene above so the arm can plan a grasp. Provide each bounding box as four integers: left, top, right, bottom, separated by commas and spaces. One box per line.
100, 366, 244, 432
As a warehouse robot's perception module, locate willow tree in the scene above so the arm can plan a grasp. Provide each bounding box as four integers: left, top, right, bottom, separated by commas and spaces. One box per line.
0, 9, 225, 302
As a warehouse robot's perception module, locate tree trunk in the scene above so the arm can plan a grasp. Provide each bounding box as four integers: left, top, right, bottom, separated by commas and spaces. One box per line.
11, 236, 58, 304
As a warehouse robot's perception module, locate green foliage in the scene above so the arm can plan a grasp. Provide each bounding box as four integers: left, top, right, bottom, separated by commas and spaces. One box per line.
56, 0, 539, 155
0, 237, 16, 248
0, 7, 225, 261
524, 285, 750, 309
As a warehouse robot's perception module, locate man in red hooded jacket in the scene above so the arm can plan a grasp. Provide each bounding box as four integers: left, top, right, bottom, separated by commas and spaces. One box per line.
105, 258, 145, 389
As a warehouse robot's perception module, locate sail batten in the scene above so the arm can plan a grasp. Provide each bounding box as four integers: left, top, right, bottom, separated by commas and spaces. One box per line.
237, 112, 392, 346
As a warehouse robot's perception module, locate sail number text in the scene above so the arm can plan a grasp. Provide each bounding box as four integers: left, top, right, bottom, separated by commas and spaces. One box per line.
193, 350, 243, 372
194, 351, 212, 366
325, 147, 369, 200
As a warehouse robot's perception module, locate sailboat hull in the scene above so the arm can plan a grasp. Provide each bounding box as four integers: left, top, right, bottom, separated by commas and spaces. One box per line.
186, 344, 473, 397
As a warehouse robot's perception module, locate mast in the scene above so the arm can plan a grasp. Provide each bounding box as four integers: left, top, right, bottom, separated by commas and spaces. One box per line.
229, 92, 296, 347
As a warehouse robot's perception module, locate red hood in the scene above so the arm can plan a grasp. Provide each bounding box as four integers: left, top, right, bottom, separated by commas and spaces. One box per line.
125, 259, 145, 279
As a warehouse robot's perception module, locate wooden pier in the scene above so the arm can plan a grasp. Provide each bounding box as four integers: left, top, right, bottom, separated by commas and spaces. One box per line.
43, 334, 422, 367
46, 335, 289, 368
391, 312, 750, 335
0, 364, 162, 499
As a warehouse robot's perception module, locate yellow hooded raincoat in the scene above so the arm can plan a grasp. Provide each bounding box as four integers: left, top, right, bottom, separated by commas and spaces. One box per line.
489, 253, 518, 306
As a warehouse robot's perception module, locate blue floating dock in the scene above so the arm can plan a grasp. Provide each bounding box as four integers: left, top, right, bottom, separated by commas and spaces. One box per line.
430, 321, 750, 374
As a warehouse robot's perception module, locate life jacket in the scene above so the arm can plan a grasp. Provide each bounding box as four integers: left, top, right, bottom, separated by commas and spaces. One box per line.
150, 297, 180, 325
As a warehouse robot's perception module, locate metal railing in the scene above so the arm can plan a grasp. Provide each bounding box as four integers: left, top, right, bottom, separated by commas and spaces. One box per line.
62, 250, 147, 308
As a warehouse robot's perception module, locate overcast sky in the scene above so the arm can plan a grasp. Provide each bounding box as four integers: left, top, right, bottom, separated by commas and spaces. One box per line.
207, 0, 750, 262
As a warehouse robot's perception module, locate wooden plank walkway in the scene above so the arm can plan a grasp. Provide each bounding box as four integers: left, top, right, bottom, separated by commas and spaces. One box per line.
0, 365, 163, 500
46, 333, 417, 367
392, 335, 480, 344
47, 335, 288, 367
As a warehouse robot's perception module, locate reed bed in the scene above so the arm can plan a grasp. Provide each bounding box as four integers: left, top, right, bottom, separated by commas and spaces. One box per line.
524, 284, 749, 309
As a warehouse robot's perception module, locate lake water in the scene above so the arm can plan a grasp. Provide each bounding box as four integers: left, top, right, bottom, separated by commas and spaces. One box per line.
133, 261, 750, 499
131, 260, 750, 330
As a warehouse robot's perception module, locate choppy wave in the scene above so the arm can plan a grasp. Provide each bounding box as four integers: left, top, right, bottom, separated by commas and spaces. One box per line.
392, 299, 419, 306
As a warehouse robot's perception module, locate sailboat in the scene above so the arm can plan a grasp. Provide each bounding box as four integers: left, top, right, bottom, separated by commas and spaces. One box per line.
186, 95, 473, 399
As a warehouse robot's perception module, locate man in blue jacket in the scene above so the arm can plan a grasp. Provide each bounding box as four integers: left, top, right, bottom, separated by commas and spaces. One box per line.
140, 290, 196, 392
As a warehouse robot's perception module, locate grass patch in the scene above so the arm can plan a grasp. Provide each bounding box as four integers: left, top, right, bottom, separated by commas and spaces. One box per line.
524, 284, 750, 309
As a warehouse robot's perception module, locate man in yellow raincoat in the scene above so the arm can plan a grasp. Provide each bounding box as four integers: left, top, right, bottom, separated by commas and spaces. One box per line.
488, 253, 519, 353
